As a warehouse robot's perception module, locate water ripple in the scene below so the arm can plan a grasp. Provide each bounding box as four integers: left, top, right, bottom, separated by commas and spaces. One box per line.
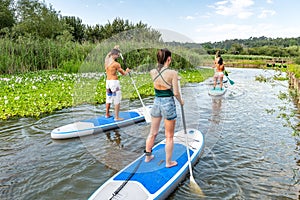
0, 68, 299, 200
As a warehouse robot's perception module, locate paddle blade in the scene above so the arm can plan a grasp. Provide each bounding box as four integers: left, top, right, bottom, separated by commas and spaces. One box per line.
224, 70, 234, 85
143, 107, 152, 123
190, 176, 205, 197
228, 78, 235, 85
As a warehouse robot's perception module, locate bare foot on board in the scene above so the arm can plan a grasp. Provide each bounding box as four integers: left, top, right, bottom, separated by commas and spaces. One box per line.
166, 161, 177, 168
145, 155, 154, 162
114, 118, 124, 121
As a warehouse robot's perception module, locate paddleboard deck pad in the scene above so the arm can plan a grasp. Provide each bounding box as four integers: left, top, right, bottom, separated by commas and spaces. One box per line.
89, 128, 204, 200
51, 106, 151, 139
208, 86, 227, 96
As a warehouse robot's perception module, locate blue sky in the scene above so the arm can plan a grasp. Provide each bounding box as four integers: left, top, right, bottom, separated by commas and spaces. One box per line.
44, 0, 300, 43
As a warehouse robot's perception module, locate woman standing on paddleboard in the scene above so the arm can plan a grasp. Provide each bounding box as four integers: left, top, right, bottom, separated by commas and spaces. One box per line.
213, 51, 225, 90
144, 48, 184, 168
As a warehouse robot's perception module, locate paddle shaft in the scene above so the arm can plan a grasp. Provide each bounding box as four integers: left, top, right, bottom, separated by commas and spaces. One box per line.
179, 81, 204, 196
120, 54, 144, 106
120, 53, 151, 123
178, 79, 194, 178
129, 73, 146, 108
110, 158, 143, 199
181, 105, 194, 178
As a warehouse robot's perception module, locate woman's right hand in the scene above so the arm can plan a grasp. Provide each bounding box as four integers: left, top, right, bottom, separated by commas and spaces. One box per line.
180, 99, 184, 106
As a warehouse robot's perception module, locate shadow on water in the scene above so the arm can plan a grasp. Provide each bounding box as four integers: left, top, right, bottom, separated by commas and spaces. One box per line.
0, 68, 299, 200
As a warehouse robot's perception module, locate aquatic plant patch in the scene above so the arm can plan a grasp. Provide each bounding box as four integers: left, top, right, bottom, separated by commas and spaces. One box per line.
0, 68, 213, 120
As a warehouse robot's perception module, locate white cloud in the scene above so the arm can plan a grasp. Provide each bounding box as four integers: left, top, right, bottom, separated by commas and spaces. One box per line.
193, 21, 300, 43
184, 16, 195, 20
248, 23, 300, 39
237, 11, 253, 19
181, 12, 210, 21
258, 9, 276, 18
216, 0, 228, 6
194, 23, 256, 42
266, 0, 273, 4
213, 23, 252, 33
213, 0, 254, 19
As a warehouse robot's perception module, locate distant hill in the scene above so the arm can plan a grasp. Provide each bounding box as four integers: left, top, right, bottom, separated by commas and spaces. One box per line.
201, 36, 300, 49
168, 36, 300, 49
166, 36, 300, 57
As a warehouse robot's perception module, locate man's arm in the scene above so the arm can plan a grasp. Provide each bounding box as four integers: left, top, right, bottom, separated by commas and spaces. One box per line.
116, 63, 130, 76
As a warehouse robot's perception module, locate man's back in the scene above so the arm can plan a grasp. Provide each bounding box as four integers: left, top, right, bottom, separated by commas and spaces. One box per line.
106, 61, 121, 80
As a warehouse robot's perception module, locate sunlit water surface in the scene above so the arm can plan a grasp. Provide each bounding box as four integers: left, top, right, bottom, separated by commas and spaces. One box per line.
0, 68, 299, 200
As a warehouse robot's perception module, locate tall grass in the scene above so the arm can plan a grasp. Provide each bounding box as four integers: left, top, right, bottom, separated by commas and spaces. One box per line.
0, 37, 94, 74
1, 37, 211, 74
1, 29, 215, 75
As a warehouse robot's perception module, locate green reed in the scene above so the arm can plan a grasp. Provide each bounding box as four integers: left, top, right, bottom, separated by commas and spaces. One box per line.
0, 37, 94, 74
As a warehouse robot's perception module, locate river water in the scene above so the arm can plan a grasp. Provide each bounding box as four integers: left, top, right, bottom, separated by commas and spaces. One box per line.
0, 68, 299, 200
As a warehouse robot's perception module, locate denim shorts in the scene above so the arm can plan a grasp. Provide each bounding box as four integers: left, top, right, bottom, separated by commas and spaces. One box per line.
151, 96, 177, 120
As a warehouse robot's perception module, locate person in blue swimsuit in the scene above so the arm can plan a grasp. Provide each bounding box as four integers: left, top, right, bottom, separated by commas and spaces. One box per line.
144, 48, 184, 168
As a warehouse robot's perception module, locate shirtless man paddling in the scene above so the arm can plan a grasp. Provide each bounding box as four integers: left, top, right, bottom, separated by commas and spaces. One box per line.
105, 46, 130, 121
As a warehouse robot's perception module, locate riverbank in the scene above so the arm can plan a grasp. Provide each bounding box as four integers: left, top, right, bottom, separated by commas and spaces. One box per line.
288, 71, 300, 105
222, 54, 293, 69
0, 68, 213, 120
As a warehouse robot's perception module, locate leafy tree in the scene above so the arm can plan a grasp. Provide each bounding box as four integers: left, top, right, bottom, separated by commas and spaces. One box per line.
62, 16, 85, 43
85, 24, 103, 43
286, 46, 300, 57
0, 0, 15, 30
230, 43, 243, 54
84, 18, 160, 43
14, 0, 68, 39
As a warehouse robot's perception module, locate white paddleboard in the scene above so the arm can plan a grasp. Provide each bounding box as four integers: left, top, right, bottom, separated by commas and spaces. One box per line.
51, 106, 152, 139
88, 128, 204, 200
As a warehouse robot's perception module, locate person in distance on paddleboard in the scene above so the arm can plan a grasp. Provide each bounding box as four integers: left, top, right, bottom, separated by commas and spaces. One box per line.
213, 51, 225, 90
105, 45, 130, 121
144, 48, 184, 168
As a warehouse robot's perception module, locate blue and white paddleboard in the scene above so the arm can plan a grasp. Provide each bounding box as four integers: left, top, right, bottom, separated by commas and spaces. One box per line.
208, 86, 227, 96
88, 128, 204, 200
51, 106, 152, 139
207, 79, 228, 85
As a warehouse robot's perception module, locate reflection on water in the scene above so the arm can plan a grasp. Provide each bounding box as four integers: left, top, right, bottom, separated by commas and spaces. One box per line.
106, 130, 122, 148
210, 97, 223, 125
0, 68, 299, 200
